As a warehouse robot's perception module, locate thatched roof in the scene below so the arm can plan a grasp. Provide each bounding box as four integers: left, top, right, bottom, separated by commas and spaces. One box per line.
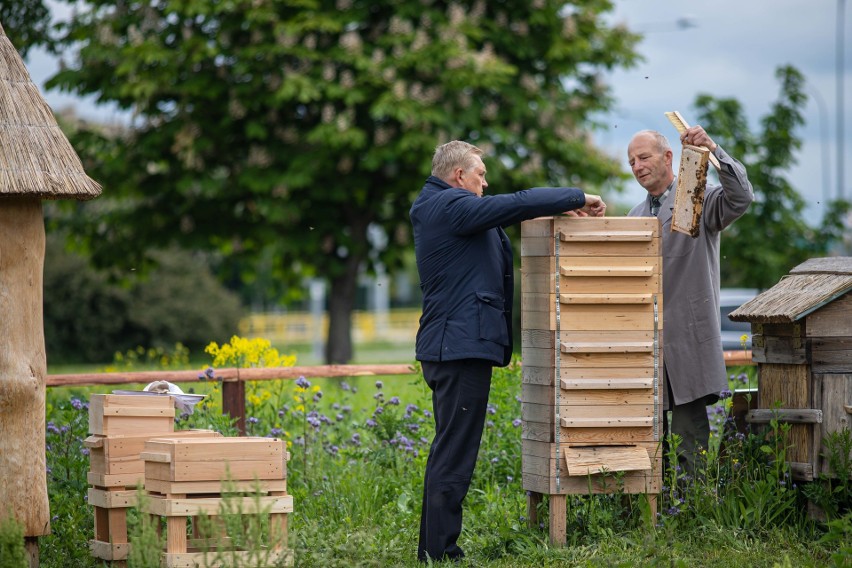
729, 257, 852, 323
0, 21, 101, 200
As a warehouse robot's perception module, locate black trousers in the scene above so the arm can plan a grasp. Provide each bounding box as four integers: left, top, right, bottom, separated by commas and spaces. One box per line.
662, 365, 711, 477
418, 359, 493, 562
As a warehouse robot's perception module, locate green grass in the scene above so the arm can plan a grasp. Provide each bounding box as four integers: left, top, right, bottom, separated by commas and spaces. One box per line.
33, 350, 852, 568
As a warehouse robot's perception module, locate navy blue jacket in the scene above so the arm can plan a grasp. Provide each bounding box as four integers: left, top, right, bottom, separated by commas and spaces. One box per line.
410, 175, 586, 367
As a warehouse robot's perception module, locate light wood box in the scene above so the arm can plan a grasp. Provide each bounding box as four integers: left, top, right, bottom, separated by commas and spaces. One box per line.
142, 437, 287, 485
88, 393, 175, 436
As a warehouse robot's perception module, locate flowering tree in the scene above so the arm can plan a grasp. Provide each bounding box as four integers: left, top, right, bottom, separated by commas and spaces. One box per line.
48, 0, 639, 362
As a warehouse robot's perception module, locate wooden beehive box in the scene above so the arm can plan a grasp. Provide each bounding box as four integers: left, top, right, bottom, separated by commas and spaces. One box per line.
520, 216, 664, 497
89, 393, 175, 437
86, 429, 222, 485
730, 257, 852, 481
142, 437, 287, 489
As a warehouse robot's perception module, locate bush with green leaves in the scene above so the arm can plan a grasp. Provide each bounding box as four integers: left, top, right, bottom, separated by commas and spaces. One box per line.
43, 236, 244, 363
0, 515, 26, 568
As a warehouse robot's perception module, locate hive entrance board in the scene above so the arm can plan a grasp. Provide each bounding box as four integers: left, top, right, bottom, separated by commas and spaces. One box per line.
563, 445, 651, 476
671, 144, 709, 238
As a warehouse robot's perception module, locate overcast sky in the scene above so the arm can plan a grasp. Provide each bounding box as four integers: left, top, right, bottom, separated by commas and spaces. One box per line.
22, 0, 852, 218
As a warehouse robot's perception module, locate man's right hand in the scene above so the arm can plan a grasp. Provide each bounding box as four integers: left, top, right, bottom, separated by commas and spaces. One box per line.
579, 193, 607, 217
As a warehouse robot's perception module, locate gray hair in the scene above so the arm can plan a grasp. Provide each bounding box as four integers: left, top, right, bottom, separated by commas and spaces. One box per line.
431, 140, 484, 181
632, 130, 671, 154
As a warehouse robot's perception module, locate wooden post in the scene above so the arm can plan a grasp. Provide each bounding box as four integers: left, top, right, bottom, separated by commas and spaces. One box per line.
222, 379, 246, 435
0, 197, 50, 558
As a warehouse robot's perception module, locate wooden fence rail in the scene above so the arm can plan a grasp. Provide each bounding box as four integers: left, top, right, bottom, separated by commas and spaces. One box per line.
46, 364, 417, 434
46, 351, 753, 434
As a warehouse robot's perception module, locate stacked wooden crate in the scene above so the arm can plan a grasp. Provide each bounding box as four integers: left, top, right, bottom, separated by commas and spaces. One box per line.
520, 216, 664, 544
140, 436, 294, 568
86, 393, 219, 564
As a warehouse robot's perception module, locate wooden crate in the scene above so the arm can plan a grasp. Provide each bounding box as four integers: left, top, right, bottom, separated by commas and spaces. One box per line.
89, 393, 175, 437
140, 437, 293, 568
86, 430, 222, 564
520, 216, 664, 545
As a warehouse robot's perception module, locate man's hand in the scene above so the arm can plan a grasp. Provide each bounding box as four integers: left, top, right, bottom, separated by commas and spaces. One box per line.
577, 193, 607, 217
681, 125, 717, 152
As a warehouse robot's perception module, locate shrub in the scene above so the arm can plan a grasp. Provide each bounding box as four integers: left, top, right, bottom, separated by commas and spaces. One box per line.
0, 515, 26, 568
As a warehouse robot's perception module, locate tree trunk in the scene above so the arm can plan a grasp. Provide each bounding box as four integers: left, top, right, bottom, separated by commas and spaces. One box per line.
324, 254, 362, 364
0, 196, 50, 539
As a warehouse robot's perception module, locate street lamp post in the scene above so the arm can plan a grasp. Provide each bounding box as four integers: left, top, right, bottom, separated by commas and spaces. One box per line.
838, 0, 846, 200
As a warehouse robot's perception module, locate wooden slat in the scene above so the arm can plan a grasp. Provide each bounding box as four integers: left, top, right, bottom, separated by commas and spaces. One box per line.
560, 417, 653, 428
559, 230, 653, 242
143, 495, 293, 517
745, 409, 823, 424
560, 293, 652, 304
560, 265, 654, 277
561, 378, 653, 390
561, 341, 653, 353
564, 445, 652, 476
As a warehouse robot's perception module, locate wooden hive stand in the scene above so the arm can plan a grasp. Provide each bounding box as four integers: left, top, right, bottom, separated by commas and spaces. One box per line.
86, 393, 220, 565
520, 216, 664, 545
140, 436, 294, 568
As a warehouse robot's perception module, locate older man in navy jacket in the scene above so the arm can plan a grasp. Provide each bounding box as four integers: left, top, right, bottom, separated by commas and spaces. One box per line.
411, 140, 606, 562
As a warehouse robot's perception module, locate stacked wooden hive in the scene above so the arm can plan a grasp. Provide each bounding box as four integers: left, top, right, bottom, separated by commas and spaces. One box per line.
86, 393, 294, 567
520, 216, 664, 544
140, 436, 293, 567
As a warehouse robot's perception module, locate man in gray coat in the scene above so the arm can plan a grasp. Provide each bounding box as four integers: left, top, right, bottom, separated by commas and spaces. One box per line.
627, 127, 753, 475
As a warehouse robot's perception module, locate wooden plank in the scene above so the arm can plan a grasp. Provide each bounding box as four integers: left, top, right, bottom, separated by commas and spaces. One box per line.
145, 478, 287, 496
558, 239, 660, 257
145, 459, 284, 482
521, 365, 555, 386
522, 439, 660, 459
561, 378, 653, 390
806, 294, 852, 336
559, 274, 661, 294
560, 230, 653, 242
810, 338, 852, 372
87, 470, 144, 490
671, 144, 709, 238
521, 236, 556, 257
564, 445, 652, 476
87, 488, 137, 509
550, 494, 567, 547
522, 383, 555, 406
746, 409, 823, 424
559, 304, 660, 332
561, 341, 652, 353
144, 495, 293, 517
561, 416, 653, 428
554, 216, 659, 236
560, 265, 654, 277
89, 540, 129, 562
789, 461, 815, 482
173, 438, 284, 462
162, 549, 294, 568
522, 466, 659, 495
560, 351, 655, 368
521, 217, 556, 237
560, 389, 654, 406
817, 373, 852, 470
522, 421, 656, 443
560, 293, 653, 304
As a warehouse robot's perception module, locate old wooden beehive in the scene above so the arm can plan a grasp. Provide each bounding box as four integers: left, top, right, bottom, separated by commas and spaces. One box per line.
520, 216, 663, 540
729, 256, 852, 482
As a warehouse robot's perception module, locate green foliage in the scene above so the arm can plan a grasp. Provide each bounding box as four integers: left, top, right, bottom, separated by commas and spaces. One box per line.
0, 515, 26, 568
803, 428, 852, 520
0, 0, 52, 57
46, 0, 640, 362
43, 235, 244, 363
692, 65, 851, 289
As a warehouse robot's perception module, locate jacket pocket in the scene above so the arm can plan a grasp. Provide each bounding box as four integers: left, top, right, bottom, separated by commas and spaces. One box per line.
476, 291, 509, 345
689, 293, 720, 344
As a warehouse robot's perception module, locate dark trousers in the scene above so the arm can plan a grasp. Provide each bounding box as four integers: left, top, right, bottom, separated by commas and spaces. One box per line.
663, 368, 710, 477
418, 359, 492, 562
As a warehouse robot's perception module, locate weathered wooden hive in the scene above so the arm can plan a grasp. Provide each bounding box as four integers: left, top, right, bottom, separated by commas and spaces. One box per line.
520, 216, 663, 544
729, 256, 852, 482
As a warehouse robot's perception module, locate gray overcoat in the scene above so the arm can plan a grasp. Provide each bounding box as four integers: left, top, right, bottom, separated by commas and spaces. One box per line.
628, 146, 753, 407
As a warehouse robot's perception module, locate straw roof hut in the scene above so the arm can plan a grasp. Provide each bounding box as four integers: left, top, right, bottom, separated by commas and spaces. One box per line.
0, 18, 102, 552
729, 257, 852, 487
729, 257, 852, 324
